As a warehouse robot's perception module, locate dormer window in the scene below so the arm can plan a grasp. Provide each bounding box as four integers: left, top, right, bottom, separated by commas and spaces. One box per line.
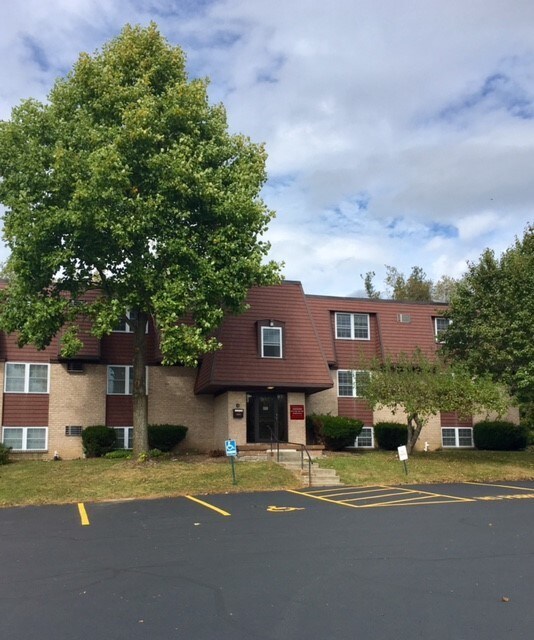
261, 326, 283, 358
335, 312, 370, 340
434, 317, 450, 341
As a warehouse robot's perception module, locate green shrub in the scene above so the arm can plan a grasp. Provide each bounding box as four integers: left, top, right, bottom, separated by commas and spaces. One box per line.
306, 414, 363, 450
82, 426, 117, 458
148, 424, 188, 452
473, 421, 528, 451
104, 449, 132, 459
374, 422, 408, 450
0, 443, 11, 465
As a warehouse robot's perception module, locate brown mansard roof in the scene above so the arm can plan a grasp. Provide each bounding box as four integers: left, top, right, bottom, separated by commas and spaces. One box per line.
306, 294, 446, 366
194, 281, 333, 394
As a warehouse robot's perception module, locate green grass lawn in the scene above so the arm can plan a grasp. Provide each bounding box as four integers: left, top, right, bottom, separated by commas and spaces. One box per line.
1, 449, 533, 507
319, 449, 534, 485
0, 458, 299, 507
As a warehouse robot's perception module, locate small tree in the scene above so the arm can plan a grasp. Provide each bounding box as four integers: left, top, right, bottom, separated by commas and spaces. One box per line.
0, 24, 281, 455
362, 350, 509, 453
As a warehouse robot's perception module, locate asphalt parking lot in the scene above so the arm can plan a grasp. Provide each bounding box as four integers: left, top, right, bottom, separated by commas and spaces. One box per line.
1, 481, 533, 640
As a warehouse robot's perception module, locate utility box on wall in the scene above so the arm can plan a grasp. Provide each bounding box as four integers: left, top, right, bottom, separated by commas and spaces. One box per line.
232, 408, 244, 419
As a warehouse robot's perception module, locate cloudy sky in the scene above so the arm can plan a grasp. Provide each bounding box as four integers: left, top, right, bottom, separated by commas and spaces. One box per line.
1, 0, 533, 296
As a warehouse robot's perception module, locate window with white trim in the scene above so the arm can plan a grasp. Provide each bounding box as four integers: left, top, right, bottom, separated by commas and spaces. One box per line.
114, 427, 133, 450
261, 326, 283, 358
354, 426, 374, 448
113, 310, 148, 333
335, 313, 370, 340
434, 317, 450, 341
442, 427, 473, 448
337, 370, 371, 397
2, 427, 48, 451
4, 363, 49, 394
107, 366, 148, 395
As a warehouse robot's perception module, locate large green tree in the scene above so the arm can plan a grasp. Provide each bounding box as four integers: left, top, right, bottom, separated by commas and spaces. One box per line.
442, 224, 534, 413
362, 350, 509, 453
0, 24, 281, 454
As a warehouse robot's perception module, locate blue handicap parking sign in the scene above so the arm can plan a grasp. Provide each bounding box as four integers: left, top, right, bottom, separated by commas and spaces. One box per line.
225, 439, 237, 457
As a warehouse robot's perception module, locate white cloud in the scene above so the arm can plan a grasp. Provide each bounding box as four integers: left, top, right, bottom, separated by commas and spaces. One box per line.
0, 0, 533, 294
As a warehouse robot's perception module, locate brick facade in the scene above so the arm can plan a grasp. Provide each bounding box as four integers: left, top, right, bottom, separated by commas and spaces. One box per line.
0, 281, 519, 459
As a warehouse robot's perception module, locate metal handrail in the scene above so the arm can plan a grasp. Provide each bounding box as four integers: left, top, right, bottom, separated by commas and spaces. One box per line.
267, 427, 314, 487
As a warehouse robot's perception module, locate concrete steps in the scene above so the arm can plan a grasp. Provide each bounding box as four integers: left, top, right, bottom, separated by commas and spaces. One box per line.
275, 450, 342, 487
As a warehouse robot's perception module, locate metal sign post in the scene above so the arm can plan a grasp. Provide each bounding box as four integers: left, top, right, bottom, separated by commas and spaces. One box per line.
397, 445, 409, 475
225, 439, 238, 485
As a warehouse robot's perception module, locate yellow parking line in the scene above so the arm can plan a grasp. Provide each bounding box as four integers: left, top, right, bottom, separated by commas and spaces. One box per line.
363, 498, 470, 508
317, 487, 398, 499
304, 484, 389, 495
286, 489, 360, 509
343, 490, 419, 503
77, 503, 90, 526
464, 481, 534, 492
395, 487, 475, 502
185, 495, 231, 516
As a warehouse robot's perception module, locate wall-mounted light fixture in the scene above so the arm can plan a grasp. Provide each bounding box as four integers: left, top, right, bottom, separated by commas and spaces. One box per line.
269, 319, 274, 327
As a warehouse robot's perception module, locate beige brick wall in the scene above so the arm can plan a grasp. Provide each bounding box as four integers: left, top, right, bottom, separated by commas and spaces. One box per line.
48, 363, 107, 460
415, 414, 442, 451
287, 392, 306, 443
373, 406, 445, 451
147, 366, 214, 451
212, 391, 248, 449
307, 371, 338, 416
473, 406, 520, 425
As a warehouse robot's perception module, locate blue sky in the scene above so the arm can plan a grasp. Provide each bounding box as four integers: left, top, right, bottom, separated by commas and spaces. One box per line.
1, 0, 533, 296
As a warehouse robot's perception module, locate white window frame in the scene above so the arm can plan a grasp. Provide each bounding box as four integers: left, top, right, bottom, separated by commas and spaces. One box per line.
2, 426, 48, 451
434, 317, 450, 341
337, 370, 371, 397
107, 366, 148, 395
261, 326, 283, 358
113, 310, 149, 334
113, 426, 133, 450
354, 426, 375, 449
441, 427, 473, 448
4, 363, 50, 394
335, 313, 370, 341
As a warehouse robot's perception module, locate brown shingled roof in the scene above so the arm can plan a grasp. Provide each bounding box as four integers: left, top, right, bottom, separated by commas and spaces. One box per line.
195, 281, 333, 394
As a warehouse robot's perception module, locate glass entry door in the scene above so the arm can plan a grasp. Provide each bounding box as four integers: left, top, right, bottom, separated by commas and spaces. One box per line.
246, 393, 288, 443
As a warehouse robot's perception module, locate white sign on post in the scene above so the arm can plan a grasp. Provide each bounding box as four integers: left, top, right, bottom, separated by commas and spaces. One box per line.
397, 445, 408, 461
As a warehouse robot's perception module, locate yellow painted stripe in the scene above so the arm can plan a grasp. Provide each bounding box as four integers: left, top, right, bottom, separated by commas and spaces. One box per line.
286, 489, 360, 509
464, 481, 534, 492
185, 495, 231, 516
317, 487, 400, 499
343, 490, 419, 503
390, 486, 475, 502
303, 484, 388, 495
362, 499, 469, 509
77, 503, 90, 526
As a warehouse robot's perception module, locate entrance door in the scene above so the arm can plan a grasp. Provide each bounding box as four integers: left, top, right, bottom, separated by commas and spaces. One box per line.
246, 393, 288, 443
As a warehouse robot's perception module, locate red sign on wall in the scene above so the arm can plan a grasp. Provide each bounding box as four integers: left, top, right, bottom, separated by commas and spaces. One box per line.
290, 405, 305, 420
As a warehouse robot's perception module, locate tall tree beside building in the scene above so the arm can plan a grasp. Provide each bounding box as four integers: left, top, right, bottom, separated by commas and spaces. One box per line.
0, 24, 281, 455
442, 224, 534, 418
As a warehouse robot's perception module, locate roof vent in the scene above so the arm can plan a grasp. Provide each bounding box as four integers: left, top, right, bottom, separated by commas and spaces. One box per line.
397, 313, 412, 324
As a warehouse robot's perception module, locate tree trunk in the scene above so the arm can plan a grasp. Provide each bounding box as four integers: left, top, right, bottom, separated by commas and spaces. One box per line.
406, 414, 424, 454
132, 310, 149, 456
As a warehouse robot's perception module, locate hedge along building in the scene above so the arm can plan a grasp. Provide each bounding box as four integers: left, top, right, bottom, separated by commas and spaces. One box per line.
0, 280, 519, 459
